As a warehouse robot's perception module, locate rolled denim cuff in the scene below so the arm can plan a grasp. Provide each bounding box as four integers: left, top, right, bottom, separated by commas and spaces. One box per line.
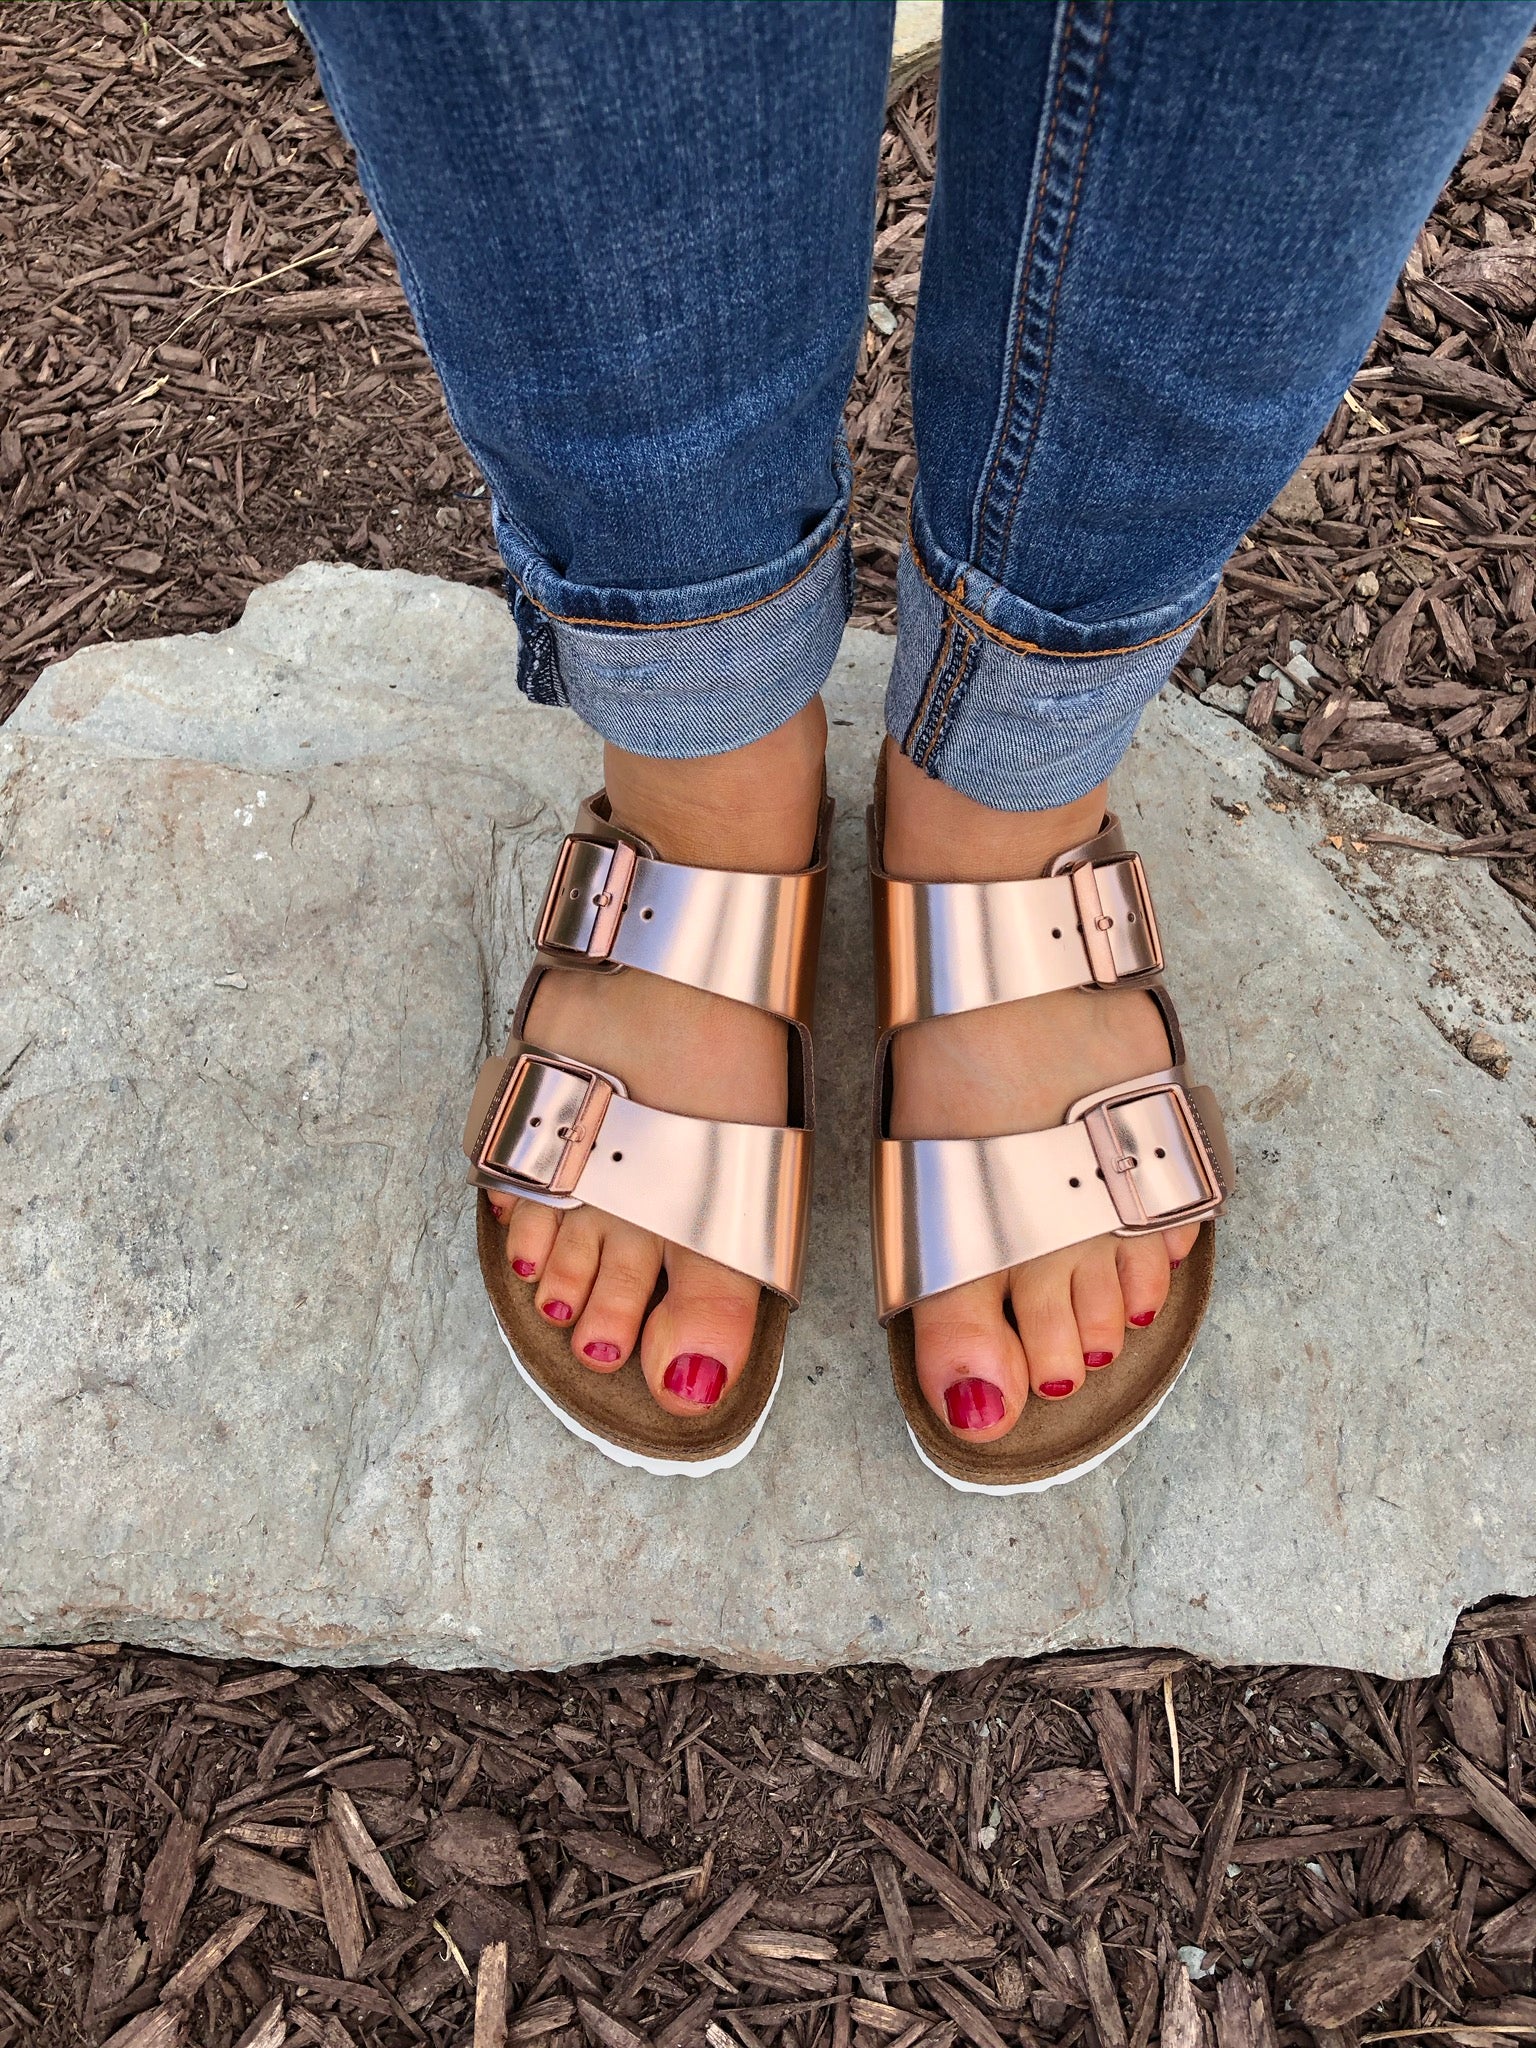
888, 495, 1212, 811
496, 451, 854, 760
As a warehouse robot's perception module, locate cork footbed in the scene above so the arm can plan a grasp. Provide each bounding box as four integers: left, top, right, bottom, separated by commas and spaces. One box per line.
477, 1193, 789, 1466
889, 1220, 1216, 1490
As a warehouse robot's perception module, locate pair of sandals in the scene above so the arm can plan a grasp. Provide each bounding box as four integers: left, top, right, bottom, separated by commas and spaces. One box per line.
462, 777, 1233, 1493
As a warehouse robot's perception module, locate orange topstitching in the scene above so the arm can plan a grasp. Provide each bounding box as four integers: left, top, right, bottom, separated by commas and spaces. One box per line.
508, 518, 846, 633
905, 518, 1209, 659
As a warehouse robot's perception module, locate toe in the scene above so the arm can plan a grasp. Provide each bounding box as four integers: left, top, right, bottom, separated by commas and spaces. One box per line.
572, 1221, 662, 1372
1070, 1236, 1126, 1371
911, 1273, 1027, 1443
1117, 1230, 1172, 1330
1010, 1248, 1091, 1401
535, 1206, 604, 1330
503, 1197, 560, 1282
639, 1247, 761, 1416
1163, 1220, 1200, 1270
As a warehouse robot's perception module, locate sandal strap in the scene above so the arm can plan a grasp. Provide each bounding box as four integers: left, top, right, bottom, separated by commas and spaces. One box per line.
870, 810, 1166, 1027
533, 791, 832, 1027
464, 1041, 813, 1304
872, 1067, 1232, 1322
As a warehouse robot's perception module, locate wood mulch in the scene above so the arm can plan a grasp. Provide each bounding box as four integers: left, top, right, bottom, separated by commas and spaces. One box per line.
1, 6, 1534, 911
6, 1609, 1536, 2045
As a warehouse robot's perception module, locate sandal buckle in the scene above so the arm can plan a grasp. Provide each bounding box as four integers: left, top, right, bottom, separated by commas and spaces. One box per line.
472, 1052, 614, 1196
1079, 1082, 1225, 1231
1068, 852, 1163, 988
535, 836, 638, 961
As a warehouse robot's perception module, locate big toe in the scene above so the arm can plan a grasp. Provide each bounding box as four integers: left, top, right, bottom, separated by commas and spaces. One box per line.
911, 1273, 1028, 1443
639, 1247, 761, 1416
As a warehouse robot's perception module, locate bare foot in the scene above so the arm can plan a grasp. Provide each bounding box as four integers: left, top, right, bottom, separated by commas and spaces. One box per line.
882, 744, 1199, 1444
489, 698, 826, 1417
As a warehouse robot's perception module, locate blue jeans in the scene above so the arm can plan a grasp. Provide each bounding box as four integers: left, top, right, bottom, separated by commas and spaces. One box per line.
292, 1, 1530, 810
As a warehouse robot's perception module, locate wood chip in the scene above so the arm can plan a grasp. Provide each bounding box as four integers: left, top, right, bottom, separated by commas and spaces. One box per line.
476, 1939, 510, 2048
211, 1839, 324, 1919
1282, 1915, 1440, 2026
311, 1818, 367, 1977
863, 1816, 1002, 1930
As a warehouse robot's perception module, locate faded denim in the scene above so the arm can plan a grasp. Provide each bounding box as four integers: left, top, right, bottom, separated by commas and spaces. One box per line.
293, 1, 1531, 809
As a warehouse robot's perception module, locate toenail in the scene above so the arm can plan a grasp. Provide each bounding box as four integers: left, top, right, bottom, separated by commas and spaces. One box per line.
1039, 1379, 1077, 1399
664, 1354, 726, 1407
584, 1340, 621, 1363
1128, 1309, 1156, 1327
944, 1378, 1005, 1431
1083, 1350, 1114, 1369
512, 1258, 537, 1277
542, 1299, 574, 1323
1170, 1257, 1184, 1270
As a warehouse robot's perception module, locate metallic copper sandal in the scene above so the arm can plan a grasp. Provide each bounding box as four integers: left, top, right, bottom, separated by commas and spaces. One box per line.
869, 794, 1234, 1494
463, 791, 831, 1476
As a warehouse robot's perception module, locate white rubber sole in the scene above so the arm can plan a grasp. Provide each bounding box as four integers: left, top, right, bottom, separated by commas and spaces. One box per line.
905, 1348, 1192, 1496
496, 1319, 782, 1478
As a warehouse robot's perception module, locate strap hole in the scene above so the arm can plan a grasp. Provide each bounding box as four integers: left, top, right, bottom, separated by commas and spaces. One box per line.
528, 1116, 542, 1128
1068, 1176, 1081, 1189
1095, 1167, 1105, 1180
640, 906, 654, 920
611, 1151, 623, 1162
1051, 928, 1062, 940
1155, 1147, 1166, 1158
557, 1125, 571, 1139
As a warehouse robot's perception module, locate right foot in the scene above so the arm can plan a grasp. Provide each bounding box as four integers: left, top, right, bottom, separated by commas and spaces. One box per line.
489, 697, 827, 1417
882, 746, 1199, 1446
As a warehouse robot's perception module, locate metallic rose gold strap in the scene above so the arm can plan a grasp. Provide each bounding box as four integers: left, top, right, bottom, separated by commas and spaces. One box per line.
870, 811, 1165, 1028
464, 1042, 813, 1304
872, 1066, 1230, 1322
532, 792, 831, 1027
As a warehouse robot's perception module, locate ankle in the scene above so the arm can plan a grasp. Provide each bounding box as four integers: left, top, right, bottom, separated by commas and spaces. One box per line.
882, 741, 1105, 883
604, 696, 826, 871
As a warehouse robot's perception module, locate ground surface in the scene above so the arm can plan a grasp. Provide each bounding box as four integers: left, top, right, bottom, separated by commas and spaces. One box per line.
5, 1617, 1536, 2047
4, 9, 1536, 2043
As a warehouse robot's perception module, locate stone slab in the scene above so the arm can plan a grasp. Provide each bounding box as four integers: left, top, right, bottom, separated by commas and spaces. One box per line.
2, 563, 1533, 1678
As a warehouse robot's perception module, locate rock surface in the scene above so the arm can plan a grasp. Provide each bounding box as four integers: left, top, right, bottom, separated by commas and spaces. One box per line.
2, 563, 1533, 1678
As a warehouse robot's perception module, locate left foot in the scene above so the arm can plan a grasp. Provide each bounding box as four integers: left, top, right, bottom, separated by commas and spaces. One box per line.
882, 745, 1199, 1445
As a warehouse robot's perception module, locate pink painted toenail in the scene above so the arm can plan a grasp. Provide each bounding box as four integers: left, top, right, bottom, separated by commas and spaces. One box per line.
1128, 1309, 1156, 1327
542, 1299, 574, 1323
664, 1354, 726, 1407
1039, 1379, 1076, 1399
584, 1340, 621, 1363
1170, 1258, 1184, 1270
944, 1378, 1004, 1431
1083, 1350, 1114, 1369
512, 1258, 537, 1277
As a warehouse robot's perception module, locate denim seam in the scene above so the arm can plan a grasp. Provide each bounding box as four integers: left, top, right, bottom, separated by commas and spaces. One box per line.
919, 623, 983, 771
506, 516, 849, 634
905, 515, 1209, 659
908, 607, 979, 769
968, 0, 1076, 565
996, 9, 1113, 566
972, 1, 1115, 573
901, 581, 963, 754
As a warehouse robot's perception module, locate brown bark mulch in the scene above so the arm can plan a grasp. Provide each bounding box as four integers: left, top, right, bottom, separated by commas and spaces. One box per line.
2, 6, 1535, 912
6, 1610, 1536, 2046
